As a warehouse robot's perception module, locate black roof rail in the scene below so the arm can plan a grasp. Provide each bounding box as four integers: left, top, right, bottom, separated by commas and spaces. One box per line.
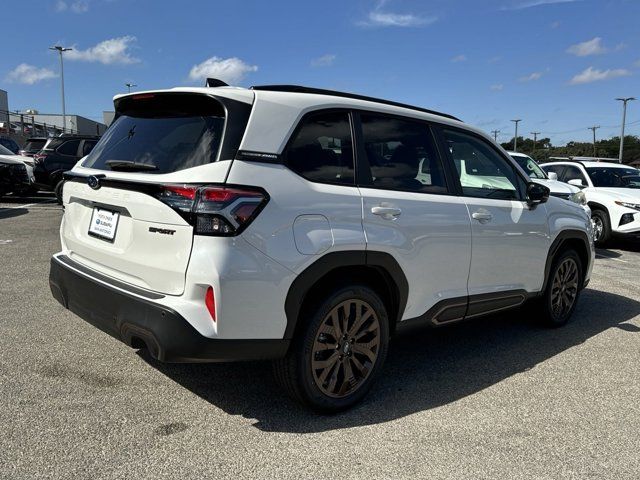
250, 84, 461, 122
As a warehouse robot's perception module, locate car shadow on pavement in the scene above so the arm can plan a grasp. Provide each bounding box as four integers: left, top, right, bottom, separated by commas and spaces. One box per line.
141, 288, 640, 433
0, 208, 28, 220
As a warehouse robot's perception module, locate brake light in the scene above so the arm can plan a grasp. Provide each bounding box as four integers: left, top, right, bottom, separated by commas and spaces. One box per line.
156, 184, 268, 236
205, 286, 216, 322
33, 153, 47, 163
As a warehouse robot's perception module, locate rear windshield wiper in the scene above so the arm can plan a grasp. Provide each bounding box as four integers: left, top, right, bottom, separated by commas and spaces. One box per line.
105, 160, 158, 172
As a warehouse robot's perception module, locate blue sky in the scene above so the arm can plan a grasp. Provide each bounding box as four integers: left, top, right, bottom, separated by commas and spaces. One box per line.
2, 0, 639, 145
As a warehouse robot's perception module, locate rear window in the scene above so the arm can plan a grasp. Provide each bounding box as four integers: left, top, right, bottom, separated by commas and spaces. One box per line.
56, 140, 81, 156
83, 93, 226, 174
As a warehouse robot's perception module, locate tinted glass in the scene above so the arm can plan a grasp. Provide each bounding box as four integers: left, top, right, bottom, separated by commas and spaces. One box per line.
24, 139, 46, 151
541, 164, 564, 177
361, 114, 447, 193
82, 140, 97, 156
586, 167, 640, 188
443, 129, 520, 200
560, 166, 587, 185
84, 94, 226, 174
511, 155, 546, 179
56, 140, 81, 156
0, 144, 14, 155
285, 111, 354, 185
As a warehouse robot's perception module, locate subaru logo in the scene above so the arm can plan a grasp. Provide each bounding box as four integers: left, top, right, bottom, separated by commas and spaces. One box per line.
87, 175, 100, 190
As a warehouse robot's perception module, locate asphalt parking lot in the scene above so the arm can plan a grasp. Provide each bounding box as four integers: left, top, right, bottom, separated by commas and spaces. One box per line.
1, 195, 639, 480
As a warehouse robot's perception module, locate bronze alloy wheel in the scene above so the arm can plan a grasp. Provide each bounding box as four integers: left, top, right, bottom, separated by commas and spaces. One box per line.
551, 257, 579, 319
310, 299, 381, 398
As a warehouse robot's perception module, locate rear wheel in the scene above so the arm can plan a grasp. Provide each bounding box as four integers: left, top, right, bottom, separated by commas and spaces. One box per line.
274, 285, 389, 412
54, 180, 65, 205
591, 209, 610, 247
538, 249, 583, 327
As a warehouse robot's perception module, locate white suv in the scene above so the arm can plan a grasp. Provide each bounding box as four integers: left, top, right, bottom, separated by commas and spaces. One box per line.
49, 84, 594, 411
540, 161, 640, 246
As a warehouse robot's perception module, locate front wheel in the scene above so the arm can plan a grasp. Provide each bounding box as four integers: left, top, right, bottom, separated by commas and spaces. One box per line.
591, 210, 610, 247
274, 285, 389, 412
538, 249, 583, 327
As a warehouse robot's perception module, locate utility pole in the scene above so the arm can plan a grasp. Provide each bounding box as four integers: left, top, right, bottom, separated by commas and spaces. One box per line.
49, 45, 72, 133
491, 129, 500, 142
511, 119, 522, 152
125, 83, 137, 93
530, 131, 541, 154
616, 97, 635, 163
588, 125, 600, 157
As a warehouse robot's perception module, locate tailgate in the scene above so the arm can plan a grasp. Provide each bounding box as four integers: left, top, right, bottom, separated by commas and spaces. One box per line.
61, 179, 194, 295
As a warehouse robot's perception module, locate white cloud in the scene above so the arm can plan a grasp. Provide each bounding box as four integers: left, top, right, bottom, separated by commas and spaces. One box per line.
504, 0, 581, 10
488, 56, 502, 64
550, 20, 561, 28
358, 0, 436, 27
188, 56, 258, 84
490, 84, 504, 91
635, 59, 640, 67
567, 37, 607, 56
311, 54, 336, 67
5, 64, 58, 85
66, 36, 139, 65
451, 54, 467, 63
55, 0, 89, 13
519, 71, 543, 82
569, 66, 631, 85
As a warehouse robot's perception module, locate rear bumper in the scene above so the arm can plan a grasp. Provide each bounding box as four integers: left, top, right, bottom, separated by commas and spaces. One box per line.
49, 255, 290, 363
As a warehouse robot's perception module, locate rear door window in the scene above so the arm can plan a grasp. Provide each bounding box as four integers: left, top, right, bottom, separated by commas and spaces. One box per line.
360, 113, 448, 193
284, 111, 354, 185
56, 140, 81, 156
83, 93, 226, 174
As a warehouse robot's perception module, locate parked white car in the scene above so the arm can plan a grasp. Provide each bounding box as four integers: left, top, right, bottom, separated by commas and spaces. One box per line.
0, 143, 36, 195
540, 161, 640, 246
508, 152, 589, 213
49, 83, 594, 411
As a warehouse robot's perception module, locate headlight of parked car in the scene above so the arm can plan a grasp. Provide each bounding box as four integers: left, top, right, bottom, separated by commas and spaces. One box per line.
614, 200, 640, 211
569, 191, 587, 205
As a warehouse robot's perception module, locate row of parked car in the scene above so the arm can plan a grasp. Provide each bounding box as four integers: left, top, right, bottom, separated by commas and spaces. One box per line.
0, 134, 100, 201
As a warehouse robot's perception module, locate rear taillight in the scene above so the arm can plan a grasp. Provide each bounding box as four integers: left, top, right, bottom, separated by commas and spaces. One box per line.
156, 184, 268, 236
33, 153, 47, 163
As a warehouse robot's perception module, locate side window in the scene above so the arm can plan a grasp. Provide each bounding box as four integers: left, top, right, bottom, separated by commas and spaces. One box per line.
543, 164, 564, 178
285, 111, 354, 185
442, 128, 521, 200
56, 140, 81, 156
82, 140, 97, 156
360, 113, 447, 193
560, 166, 587, 186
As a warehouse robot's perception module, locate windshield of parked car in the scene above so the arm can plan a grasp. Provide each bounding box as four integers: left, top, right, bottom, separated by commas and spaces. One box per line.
510, 155, 547, 179
586, 167, 640, 188
23, 139, 46, 152
0, 144, 15, 155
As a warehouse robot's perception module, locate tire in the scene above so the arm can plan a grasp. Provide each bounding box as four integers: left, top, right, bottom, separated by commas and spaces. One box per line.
273, 285, 390, 413
591, 209, 610, 247
54, 180, 65, 205
537, 249, 583, 327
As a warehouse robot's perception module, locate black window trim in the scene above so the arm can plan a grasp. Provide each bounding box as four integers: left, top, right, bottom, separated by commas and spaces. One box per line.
432, 123, 529, 202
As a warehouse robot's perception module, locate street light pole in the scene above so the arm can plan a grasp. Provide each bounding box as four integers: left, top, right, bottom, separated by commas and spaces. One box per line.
125, 83, 137, 93
615, 97, 635, 163
588, 125, 600, 157
491, 129, 500, 142
50, 45, 72, 133
511, 119, 521, 152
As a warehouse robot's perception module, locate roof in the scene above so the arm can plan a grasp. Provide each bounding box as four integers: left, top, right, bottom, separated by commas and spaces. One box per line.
506, 151, 532, 158
543, 160, 632, 168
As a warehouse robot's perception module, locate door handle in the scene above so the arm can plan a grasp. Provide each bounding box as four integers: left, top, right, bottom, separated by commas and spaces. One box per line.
472, 211, 493, 223
371, 206, 402, 219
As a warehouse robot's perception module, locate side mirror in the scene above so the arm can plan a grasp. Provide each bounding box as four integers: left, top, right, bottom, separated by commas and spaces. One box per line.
568, 178, 584, 188
547, 171, 558, 181
527, 182, 549, 206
